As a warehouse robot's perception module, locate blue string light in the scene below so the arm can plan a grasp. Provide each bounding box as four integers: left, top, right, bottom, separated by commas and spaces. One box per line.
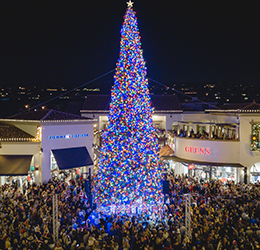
94, 6, 163, 212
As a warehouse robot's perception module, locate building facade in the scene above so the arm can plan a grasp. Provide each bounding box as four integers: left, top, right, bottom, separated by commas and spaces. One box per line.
0, 109, 95, 185
4, 96, 259, 185
75, 96, 260, 183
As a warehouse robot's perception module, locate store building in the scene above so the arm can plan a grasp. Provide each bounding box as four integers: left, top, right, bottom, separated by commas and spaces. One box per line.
163, 101, 260, 183
76, 95, 183, 130
0, 109, 95, 185
66, 96, 260, 183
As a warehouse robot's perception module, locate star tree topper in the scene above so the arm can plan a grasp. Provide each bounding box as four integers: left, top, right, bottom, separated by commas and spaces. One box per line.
127, 0, 134, 8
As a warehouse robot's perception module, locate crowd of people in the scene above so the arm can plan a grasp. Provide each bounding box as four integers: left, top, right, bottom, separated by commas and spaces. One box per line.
176, 129, 236, 140
1, 173, 260, 250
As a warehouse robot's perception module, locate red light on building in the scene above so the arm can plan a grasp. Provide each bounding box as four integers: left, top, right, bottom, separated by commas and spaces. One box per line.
188, 164, 195, 170
185, 146, 210, 155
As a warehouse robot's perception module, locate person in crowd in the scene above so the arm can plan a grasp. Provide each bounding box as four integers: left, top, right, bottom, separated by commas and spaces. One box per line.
1, 172, 260, 249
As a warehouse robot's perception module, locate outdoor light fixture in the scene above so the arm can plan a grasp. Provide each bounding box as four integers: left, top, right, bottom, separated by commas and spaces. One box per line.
39, 147, 43, 155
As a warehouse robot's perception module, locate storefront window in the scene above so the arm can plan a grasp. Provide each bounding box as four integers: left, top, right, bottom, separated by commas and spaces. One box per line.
172, 125, 178, 131
187, 165, 237, 183
198, 125, 206, 133
250, 164, 260, 183
3, 173, 33, 187
189, 165, 210, 181
165, 160, 175, 175
212, 166, 236, 183
51, 152, 58, 171
251, 123, 260, 151
50, 152, 60, 179
50, 152, 85, 181
155, 123, 160, 129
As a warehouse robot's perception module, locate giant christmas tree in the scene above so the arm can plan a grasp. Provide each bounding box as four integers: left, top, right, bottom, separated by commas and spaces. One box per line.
94, 1, 163, 213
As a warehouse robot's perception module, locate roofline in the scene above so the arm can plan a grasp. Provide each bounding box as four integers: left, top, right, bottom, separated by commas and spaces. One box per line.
41, 119, 97, 124
0, 118, 97, 123
239, 110, 260, 113
0, 138, 40, 142
80, 110, 109, 113
182, 111, 205, 114
206, 109, 260, 113
153, 110, 183, 113
0, 119, 40, 123
80, 110, 183, 113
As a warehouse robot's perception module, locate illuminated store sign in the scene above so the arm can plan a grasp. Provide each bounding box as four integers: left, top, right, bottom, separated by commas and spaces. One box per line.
49, 133, 88, 140
188, 164, 195, 170
185, 146, 210, 155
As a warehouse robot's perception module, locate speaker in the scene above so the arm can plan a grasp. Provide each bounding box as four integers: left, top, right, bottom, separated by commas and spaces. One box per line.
162, 180, 170, 194
85, 179, 91, 194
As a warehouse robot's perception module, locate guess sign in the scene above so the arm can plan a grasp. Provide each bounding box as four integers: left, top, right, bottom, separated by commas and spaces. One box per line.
185, 146, 210, 155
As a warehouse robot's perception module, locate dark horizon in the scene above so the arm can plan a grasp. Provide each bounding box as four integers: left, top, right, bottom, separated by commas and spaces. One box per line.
0, 1, 259, 90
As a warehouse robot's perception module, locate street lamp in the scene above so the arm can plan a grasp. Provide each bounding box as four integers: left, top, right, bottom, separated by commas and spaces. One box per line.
25, 104, 30, 111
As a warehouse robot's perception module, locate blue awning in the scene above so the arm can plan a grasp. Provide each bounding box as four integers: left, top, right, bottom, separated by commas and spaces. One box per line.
51, 147, 93, 170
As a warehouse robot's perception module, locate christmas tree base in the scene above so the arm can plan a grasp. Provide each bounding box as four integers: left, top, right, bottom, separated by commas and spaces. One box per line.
96, 202, 163, 216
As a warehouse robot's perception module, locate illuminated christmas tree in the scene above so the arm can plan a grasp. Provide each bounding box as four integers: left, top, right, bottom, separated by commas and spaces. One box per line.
94, 0, 163, 212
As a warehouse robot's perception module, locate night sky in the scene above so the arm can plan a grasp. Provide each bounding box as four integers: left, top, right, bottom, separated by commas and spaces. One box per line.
0, 1, 259, 90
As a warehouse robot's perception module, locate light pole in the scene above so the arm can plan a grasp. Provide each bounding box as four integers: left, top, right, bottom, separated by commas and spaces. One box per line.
25, 104, 30, 112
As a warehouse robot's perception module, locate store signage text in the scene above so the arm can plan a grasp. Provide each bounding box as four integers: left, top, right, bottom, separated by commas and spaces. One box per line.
188, 164, 195, 170
185, 146, 210, 155
49, 133, 88, 140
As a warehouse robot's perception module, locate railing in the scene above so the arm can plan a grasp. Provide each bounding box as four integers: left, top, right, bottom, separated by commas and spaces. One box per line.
175, 134, 239, 141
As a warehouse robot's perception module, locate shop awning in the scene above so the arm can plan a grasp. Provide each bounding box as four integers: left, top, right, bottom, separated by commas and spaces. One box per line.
163, 155, 244, 168
0, 155, 32, 176
51, 147, 93, 170
159, 145, 175, 157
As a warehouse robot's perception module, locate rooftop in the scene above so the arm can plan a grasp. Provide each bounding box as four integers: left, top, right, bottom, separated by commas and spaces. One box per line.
9, 109, 88, 121
65, 102, 84, 116
0, 124, 35, 141
151, 95, 182, 111
207, 101, 260, 113
81, 95, 111, 111
80, 95, 182, 112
